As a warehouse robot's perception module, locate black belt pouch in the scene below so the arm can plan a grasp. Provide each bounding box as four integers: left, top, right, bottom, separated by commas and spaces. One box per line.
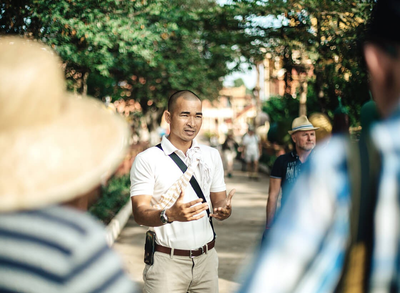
144, 230, 156, 265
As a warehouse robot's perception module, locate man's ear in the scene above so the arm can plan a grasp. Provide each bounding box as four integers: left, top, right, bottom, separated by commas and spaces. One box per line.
165, 110, 171, 123
364, 43, 391, 90
291, 133, 296, 143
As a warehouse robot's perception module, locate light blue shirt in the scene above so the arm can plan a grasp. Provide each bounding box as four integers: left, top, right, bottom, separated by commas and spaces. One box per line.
239, 103, 400, 292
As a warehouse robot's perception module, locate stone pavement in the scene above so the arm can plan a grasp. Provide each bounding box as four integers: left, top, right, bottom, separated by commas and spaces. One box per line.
113, 159, 270, 293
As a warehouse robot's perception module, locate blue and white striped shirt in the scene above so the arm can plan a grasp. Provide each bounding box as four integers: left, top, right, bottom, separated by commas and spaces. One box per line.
239, 103, 400, 292
0, 206, 137, 293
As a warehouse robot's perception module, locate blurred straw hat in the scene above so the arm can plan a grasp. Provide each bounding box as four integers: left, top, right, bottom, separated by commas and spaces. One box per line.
309, 113, 332, 142
0, 36, 130, 212
288, 115, 319, 134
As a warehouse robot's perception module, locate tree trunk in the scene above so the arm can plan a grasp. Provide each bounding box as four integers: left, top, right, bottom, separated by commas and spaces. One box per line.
283, 46, 293, 97
299, 80, 307, 116
82, 71, 89, 96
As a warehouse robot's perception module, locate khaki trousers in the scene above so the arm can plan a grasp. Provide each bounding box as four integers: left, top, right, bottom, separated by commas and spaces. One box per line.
143, 248, 219, 293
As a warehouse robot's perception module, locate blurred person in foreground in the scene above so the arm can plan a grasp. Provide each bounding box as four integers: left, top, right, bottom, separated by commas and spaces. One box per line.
130, 90, 235, 293
241, 126, 262, 180
238, 0, 400, 292
265, 116, 318, 232
0, 37, 137, 292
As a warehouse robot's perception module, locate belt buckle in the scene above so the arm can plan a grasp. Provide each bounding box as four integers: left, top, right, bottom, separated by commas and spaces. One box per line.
189, 246, 204, 258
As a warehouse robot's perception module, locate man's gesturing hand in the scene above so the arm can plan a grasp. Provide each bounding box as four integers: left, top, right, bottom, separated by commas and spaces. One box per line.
166, 187, 209, 222
211, 189, 235, 220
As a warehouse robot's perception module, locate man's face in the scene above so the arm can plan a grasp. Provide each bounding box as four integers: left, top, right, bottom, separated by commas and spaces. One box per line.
166, 96, 202, 143
292, 130, 316, 151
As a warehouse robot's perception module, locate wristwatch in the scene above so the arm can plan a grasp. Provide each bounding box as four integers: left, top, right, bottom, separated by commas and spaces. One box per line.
160, 209, 171, 224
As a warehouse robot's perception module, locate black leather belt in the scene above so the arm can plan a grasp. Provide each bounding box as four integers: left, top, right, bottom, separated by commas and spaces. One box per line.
155, 239, 215, 258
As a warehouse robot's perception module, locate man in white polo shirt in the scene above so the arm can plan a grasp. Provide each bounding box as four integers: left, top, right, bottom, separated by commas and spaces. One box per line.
130, 90, 235, 293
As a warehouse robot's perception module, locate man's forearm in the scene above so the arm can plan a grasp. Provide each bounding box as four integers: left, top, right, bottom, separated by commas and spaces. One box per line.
266, 177, 281, 227
212, 198, 227, 209
132, 204, 165, 227
266, 194, 278, 227
210, 190, 234, 221
210, 191, 228, 208
132, 195, 209, 226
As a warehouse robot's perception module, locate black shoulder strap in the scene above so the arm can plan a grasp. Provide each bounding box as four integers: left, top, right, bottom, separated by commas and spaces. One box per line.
156, 144, 215, 236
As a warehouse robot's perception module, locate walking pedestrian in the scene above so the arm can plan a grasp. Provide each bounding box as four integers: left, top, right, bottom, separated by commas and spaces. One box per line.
130, 90, 235, 293
265, 116, 318, 230
0, 37, 137, 293
242, 126, 262, 180
222, 130, 239, 178
238, 1, 400, 291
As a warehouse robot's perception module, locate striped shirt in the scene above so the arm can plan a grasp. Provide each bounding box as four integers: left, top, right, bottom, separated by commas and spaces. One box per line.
0, 206, 137, 293
239, 103, 400, 293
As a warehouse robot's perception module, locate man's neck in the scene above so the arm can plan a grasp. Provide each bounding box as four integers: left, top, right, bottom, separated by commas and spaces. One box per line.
167, 136, 193, 155
295, 146, 312, 163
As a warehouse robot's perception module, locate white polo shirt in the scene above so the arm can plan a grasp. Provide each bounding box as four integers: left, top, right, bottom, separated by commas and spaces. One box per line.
130, 136, 226, 250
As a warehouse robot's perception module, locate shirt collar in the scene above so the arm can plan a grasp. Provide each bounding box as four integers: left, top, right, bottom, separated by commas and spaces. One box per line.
290, 149, 299, 159
160, 135, 199, 156
291, 149, 313, 161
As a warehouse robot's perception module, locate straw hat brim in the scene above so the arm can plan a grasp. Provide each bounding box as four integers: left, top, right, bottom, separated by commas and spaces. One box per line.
288, 126, 319, 135
0, 95, 130, 212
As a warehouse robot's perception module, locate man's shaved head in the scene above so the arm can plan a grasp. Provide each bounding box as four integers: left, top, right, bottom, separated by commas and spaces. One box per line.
168, 90, 201, 113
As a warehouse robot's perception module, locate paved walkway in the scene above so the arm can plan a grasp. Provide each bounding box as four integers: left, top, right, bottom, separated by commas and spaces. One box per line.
113, 159, 270, 293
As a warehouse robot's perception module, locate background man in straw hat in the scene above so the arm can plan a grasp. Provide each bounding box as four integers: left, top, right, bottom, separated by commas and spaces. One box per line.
0, 37, 137, 292
239, 0, 400, 291
265, 115, 318, 230
130, 90, 235, 293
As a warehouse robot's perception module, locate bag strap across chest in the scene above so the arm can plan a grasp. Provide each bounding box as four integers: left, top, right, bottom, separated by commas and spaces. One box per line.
156, 143, 216, 237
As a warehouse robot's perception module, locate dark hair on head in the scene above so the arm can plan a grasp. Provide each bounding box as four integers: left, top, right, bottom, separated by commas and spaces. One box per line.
167, 90, 200, 112
366, 0, 400, 50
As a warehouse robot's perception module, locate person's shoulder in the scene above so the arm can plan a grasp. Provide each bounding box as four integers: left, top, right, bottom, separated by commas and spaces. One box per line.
138, 144, 162, 155
199, 144, 219, 155
0, 206, 106, 251
275, 151, 291, 162
371, 110, 400, 151
314, 135, 347, 158
134, 145, 164, 161
199, 144, 223, 163
0, 207, 138, 292
269, 153, 287, 172
45, 205, 105, 235
308, 135, 348, 171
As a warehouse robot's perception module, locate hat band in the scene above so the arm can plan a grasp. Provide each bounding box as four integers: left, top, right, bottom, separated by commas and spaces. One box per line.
292, 124, 314, 131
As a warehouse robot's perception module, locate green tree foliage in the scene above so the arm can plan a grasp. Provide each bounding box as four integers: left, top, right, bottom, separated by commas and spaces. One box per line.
223, 0, 375, 126
1, 0, 376, 128
263, 95, 299, 126
1, 0, 249, 129
89, 174, 130, 225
